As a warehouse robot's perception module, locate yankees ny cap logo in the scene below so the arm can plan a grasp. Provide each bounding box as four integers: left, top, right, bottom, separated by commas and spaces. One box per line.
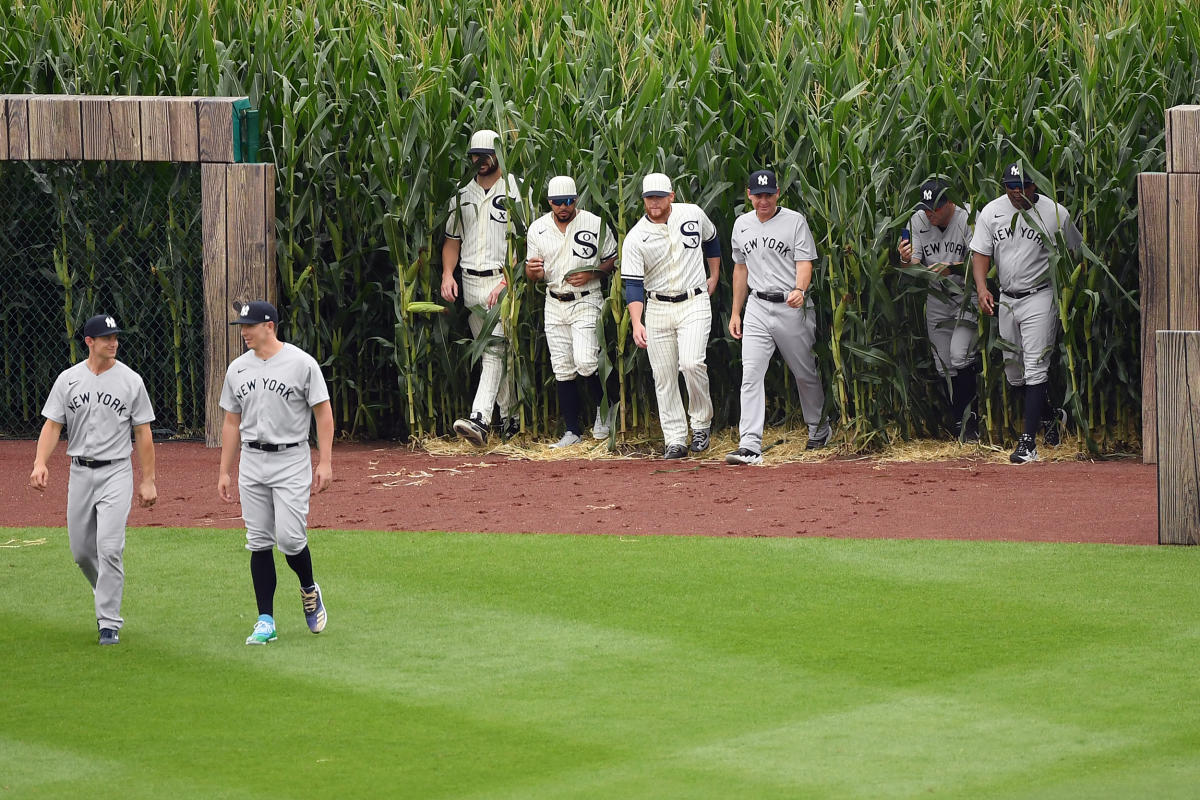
105, 316, 116, 328
1010, 165, 1020, 176
241, 304, 250, 317
758, 174, 769, 186
923, 189, 933, 200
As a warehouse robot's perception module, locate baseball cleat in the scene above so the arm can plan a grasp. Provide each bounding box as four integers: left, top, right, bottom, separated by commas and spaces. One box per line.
592, 405, 617, 439
98, 628, 120, 646
1042, 407, 1067, 447
453, 413, 488, 446
806, 422, 834, 450
690, 428, 710, 453
954, 412, 980, 444
245, 614, 278, 645
301, 583, 327, 633
550, 431, 582, 449
500, 416, 521, 442
663, 443, 688, 460
1009, 434, 1039, 464
725, 447, 763, 466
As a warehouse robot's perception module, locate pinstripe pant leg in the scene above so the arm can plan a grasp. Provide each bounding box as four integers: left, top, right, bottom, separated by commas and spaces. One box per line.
645, 301, 687, 447
677, 294, 713, 432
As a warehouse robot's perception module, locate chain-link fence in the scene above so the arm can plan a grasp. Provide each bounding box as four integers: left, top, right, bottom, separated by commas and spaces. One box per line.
0, 160, 205, 438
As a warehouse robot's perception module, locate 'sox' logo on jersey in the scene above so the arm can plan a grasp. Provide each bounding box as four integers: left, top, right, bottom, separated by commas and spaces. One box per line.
680, 220, 701, 249
572, 231, 598, 260
757, 174, 769, 186
489, 196, 509, 224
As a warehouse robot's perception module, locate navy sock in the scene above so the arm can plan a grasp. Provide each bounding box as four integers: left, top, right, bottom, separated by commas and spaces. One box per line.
1023, 382, 1046, 437
285, 546, 315, 589
250, 548, 276, 617
557, 379, 581, 435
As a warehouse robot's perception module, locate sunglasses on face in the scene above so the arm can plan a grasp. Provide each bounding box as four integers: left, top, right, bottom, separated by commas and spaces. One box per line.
550, 198, 576, 206
1003, 182, 1032, 189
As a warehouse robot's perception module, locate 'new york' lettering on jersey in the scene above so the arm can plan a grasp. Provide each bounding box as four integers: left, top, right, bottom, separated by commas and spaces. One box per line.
621, 203, 717, 293
41, 360, 154, 460
908, 206, 971, 268
969, 194, 1082, 294
220, 343, 331, 445
527, 209, 617, 293
445, 174, 526, 273
730, 206, 818, 294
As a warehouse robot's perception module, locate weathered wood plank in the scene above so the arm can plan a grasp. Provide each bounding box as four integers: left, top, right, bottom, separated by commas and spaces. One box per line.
226, 164, 271, 309
1139, 173, 1168, 464
0, 97, 7, 161
80, 96, 116, 160
264, 165, 277, 308
202, 163, 229, 446
1168, 174, 1200, 330
5, 96, 28, 159
168, 97, 199, 162
108, 97, 143, 160
1156, 331, 1200, 545
28, 96, 83, 160
139, 97, 172, 161
1167, 105, 1200, 174
198, 98, 239, 163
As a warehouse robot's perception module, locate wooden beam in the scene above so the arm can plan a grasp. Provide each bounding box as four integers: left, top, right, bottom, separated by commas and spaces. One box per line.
80, 96, 116, 160
202, 164, 229, 447
1167, 105, 1200, 173
1139, 173, 1168, 464
27, 95, 83, 160
5, 96, 28, 159
139, 97, 173, 161
1156, 331, 1200, 545
168, 98, 200, 162
1168, 174, 1200, 330
198, 98, 238, 163
0, 97, 7, 161
109, 97, 143, 160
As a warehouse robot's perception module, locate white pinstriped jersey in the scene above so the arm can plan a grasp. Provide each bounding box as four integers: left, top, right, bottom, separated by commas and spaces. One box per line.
526, 210, 617, 294
445, 174, 524, 273
908, 206, 971, 267
730, 207, 818, 293
621, 203, 717, 293
42, 360, 154, 459
970, 194, 1082, 294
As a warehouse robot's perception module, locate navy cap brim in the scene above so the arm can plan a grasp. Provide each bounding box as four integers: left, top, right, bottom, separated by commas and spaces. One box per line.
467, 148, 495, 156
642, 191, 671, 198
748, 187, 777, 195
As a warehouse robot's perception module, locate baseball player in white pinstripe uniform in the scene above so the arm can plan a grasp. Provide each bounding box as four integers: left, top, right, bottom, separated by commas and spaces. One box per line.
971, 162, 1082, 463
622, 173, 721, 459
898, 179, 981, 442
218, 301, 333, 645
441, 129, 524, 445
489, 175, 619, 447
726, 170, 831, 465
30, 314, 156, 646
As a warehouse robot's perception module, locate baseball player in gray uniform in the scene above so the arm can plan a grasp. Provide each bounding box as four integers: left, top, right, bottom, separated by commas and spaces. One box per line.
622, 172, 721, 459
488, 175, 619, 447
218, 301, 333, 645
971, 163, 1082, 463
30, 314, 156, 645
898, 179, 981, 442
726, 170, 832, 465
441, 129, 525, 445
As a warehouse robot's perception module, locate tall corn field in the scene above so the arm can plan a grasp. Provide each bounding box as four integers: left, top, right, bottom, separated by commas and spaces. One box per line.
2, 0, 1196, 450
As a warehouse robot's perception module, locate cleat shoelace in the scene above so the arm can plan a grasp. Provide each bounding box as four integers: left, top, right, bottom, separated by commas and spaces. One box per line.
302, 590, 318, 614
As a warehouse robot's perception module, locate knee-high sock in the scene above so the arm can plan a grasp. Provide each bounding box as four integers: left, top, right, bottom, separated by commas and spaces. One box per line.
250, 548, 276, 617
557, 379, 582, 435
1023, 382, 1046, 437
285, 545, 315, 589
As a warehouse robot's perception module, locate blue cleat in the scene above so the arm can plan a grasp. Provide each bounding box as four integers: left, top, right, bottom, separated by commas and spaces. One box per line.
245, 614, 277, 645
98, 628, 120, 646
301, 584, 327, 633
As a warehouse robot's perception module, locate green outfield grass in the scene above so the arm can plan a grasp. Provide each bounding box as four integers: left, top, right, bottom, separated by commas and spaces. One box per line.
3, 528, 1200, 799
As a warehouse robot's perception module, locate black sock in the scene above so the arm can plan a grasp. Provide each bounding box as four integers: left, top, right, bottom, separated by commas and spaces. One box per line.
1023, 382, 1046, 437
1039, 384, 1055, 423
250, 548, 276, 617
557, 379, 581, 434
583, 373, 603, 409
950, 369, 977, 427
285, 546, 315, 589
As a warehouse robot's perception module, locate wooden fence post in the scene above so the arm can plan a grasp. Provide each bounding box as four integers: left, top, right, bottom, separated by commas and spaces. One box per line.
1156, 331, 1200, 544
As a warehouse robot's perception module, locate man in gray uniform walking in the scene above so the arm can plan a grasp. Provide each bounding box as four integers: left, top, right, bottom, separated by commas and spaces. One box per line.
971, 163, 1082, 464
218, 301, 333, 645
30, 314, 157, 645
726, 170, 832, 465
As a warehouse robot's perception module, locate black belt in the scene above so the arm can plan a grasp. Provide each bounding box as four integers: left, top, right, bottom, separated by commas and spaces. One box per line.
648, 287, 704, 303
246, 441, 303, 452
548, 289, 593, 302
73, 457, 113, 468
753, 290, 789, 303
1003, 285, 1050, 299
463, 267, 503, 278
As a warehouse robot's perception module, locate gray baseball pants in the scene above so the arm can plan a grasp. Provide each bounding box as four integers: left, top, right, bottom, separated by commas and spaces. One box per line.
67, 459, 133, 630
926, 278, 979, 377
737, 296, 825, 453
999, 289, 1056, 386
239, 444, 312, 556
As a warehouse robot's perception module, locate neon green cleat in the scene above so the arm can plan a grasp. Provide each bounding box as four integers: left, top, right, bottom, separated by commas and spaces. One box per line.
245, 614, 277, 645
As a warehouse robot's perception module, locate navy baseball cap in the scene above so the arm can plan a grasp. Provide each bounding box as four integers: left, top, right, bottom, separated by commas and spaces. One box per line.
1002, 162, 1034, 187
82, 314, 122, 338
748, 170, 778, 195
229, 300, 278, 325
916, 179, 951, 211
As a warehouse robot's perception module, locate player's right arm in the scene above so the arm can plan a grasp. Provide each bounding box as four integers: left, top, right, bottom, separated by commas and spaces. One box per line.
29, 419, 63, 491
217, 411, 242, 503
972, 252, 995, 316
729, 262, 749, 339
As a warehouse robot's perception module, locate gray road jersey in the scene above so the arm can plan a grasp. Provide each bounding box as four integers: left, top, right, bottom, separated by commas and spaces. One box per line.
909, 206, 971, 268
970, 194, 1082, 293
730, 207, 818, 292
220, 343, 331, 444
42, 360, 154, 459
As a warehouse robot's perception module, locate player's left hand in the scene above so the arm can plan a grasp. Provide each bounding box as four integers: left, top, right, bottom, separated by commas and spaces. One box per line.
313, 461, 333, 494
706, 275, 719, 296
786, 288, 805, 308
138, 480, 157, 508
565, 270, 593, 287
487, 284, 505, 308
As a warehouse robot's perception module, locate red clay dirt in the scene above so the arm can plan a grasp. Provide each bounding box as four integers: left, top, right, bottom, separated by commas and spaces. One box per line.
1, 441, 1156, 545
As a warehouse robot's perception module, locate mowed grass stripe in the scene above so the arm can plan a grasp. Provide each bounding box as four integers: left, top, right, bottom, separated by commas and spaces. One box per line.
3, 529, 1200, 798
